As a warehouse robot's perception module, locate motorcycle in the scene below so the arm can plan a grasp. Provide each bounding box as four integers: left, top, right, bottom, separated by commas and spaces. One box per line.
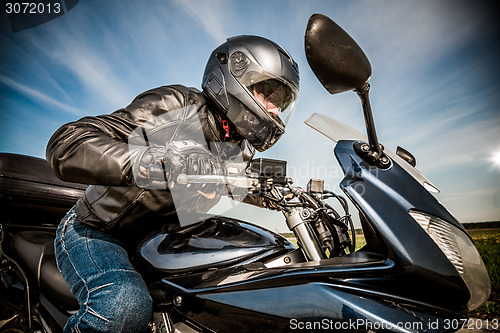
0, 14, 491, 333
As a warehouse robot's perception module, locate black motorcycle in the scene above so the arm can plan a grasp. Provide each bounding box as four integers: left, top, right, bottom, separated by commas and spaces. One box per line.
0, 14, 491, 333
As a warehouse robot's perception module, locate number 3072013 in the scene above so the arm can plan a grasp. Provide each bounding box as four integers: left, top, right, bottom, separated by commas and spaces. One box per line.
6, 2, 62, 14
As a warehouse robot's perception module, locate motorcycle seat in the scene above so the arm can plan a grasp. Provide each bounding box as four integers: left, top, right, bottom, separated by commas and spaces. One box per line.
11, 230, 79, 310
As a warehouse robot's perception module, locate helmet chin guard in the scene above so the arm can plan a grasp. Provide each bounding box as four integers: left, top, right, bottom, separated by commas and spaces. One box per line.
202, 35, 299, 151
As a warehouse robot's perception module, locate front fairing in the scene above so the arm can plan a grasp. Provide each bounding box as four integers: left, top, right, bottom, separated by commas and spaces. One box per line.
305, 113, 489, 312
334, 140, 469, 291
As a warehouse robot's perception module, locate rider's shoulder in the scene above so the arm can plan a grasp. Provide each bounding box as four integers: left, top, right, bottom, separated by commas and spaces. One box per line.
134, 85, 204, 105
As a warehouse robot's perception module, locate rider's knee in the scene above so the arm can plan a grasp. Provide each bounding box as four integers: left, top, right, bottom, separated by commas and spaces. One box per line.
86, 270, 152, 332
109, 274, 152, 331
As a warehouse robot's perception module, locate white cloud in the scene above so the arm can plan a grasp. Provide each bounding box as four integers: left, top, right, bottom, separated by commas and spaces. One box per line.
171, 0, 229, 43
0, 74, 83, 116
344, 1, 487, 73
36, 36, 135, 110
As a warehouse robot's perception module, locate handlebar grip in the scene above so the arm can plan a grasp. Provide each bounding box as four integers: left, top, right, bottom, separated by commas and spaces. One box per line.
176, 173, 189, 185
176, 174, 258, 189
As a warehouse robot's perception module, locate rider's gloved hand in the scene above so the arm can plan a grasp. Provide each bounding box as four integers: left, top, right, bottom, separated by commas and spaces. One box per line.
164, 140, 225, 196
135, 140, 225, 195
135, 146, 168, 187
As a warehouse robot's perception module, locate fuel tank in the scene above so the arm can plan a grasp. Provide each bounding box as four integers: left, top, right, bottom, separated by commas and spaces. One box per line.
138, 216, 296, 273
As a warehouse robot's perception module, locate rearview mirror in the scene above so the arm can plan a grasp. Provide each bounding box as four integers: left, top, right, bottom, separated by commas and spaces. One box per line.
305, 14, 391, 168
305, 14, 372, 94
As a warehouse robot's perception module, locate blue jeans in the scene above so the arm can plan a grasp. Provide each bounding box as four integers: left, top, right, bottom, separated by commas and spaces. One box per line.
55, 209, 152, 333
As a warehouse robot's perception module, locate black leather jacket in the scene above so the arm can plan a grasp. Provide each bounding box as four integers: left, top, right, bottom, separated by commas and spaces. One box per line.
46, 85, 255, 232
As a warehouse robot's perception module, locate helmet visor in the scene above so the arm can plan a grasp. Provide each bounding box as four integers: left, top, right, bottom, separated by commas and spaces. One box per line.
250, 79, 295, 117
229, 51, 298, 128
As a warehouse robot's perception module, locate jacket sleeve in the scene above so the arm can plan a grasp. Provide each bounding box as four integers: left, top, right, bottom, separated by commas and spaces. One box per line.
46, 117, 138, 186
46, 87, 185, 186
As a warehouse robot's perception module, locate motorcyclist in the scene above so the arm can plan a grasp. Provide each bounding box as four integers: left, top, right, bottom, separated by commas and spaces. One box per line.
46, 35, 299, 333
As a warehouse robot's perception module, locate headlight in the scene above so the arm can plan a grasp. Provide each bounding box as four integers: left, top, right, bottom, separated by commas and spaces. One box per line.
409, 210, 491, 310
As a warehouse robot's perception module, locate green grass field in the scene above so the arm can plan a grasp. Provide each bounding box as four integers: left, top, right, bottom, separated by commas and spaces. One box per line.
468, 229, 500, 318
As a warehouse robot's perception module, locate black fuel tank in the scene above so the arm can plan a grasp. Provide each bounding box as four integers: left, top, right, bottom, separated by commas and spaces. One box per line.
138, 216, 295, 273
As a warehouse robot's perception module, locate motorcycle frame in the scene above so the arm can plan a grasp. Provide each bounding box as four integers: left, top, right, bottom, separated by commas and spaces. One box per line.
131, 140, 470, 332
0, 139, 476, 332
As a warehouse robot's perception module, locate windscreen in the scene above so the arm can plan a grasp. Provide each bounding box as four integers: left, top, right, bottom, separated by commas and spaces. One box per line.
304, 113, 440, 193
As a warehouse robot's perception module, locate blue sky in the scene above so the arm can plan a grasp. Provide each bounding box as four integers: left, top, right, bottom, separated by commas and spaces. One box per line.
1, 0, 499, 232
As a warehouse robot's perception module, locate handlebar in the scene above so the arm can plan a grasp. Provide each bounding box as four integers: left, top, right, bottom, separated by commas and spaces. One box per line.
176, 173, 259, 189
176, 172, 355, 257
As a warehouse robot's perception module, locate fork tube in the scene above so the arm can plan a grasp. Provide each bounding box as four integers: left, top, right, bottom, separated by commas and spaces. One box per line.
284, 208, 324, 261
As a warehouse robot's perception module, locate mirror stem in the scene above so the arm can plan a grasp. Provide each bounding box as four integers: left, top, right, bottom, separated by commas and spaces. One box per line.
355, 84, 390, 168
356, 84, 382, 157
